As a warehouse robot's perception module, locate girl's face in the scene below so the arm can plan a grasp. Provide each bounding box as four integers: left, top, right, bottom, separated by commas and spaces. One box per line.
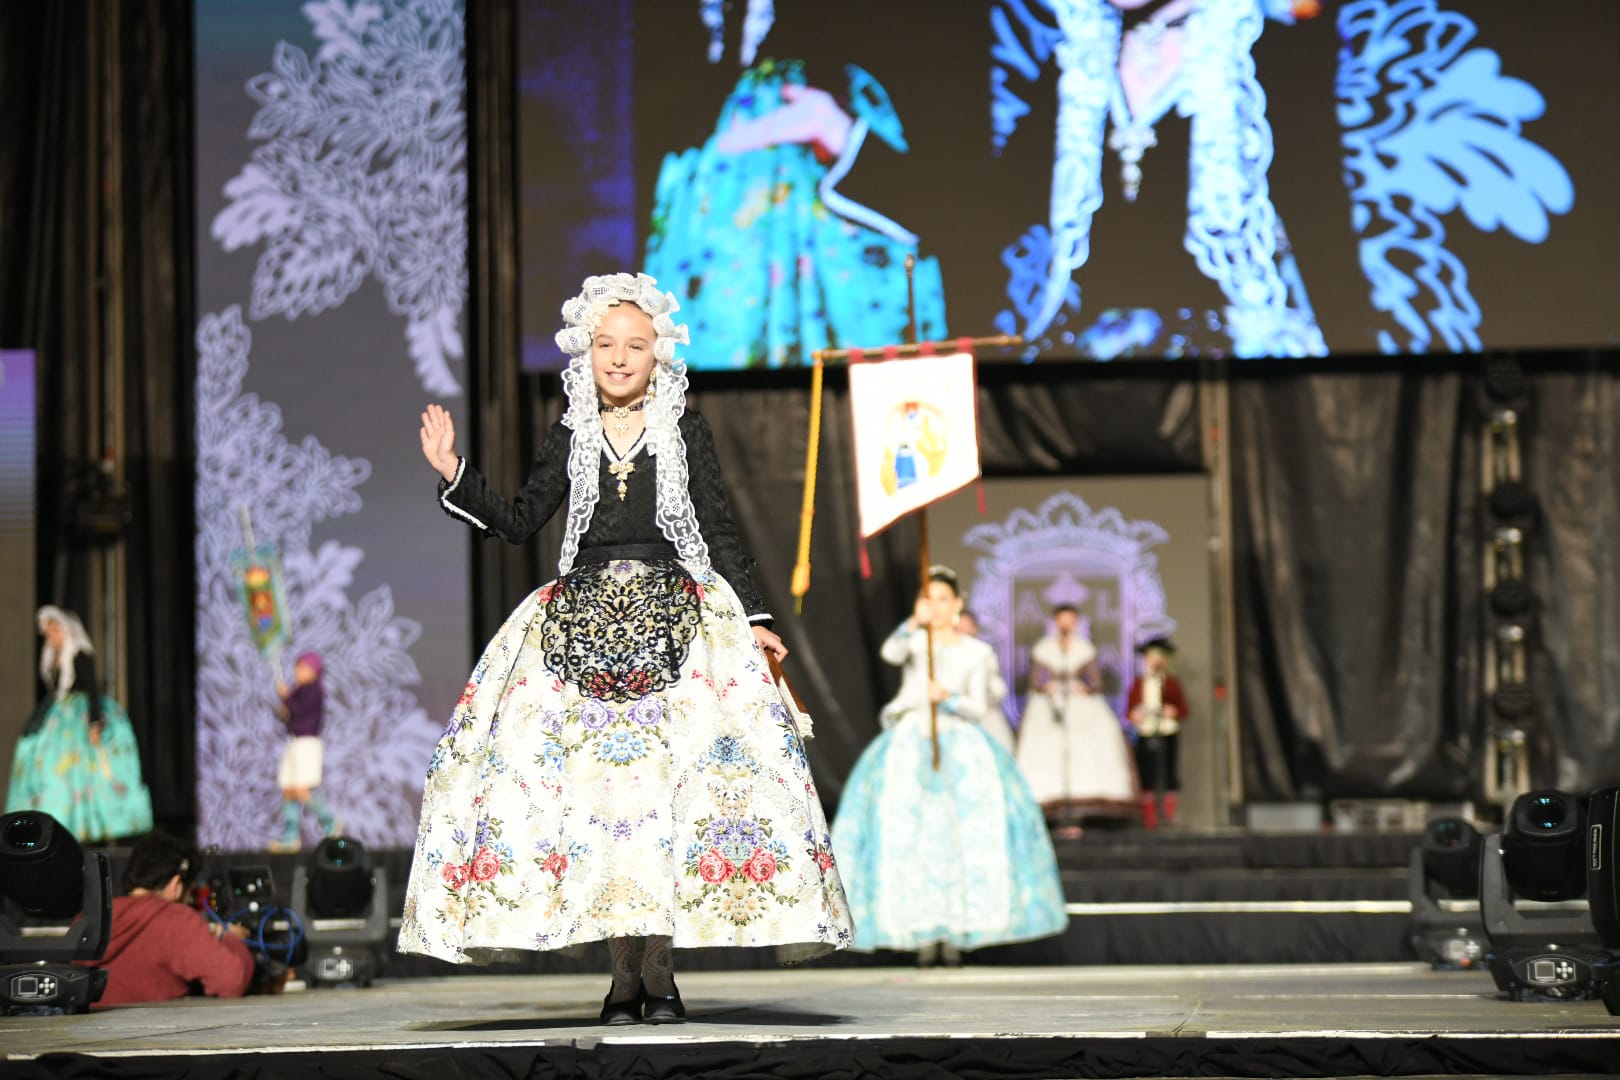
592, 304, 658, 408
42, 620, 65, 651
922, 580, 961, 630
294, 660, 318, 686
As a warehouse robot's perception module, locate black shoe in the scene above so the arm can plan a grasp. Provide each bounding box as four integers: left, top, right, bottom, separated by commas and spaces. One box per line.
642, 981, 686, 1024
600, 981, 645, 1025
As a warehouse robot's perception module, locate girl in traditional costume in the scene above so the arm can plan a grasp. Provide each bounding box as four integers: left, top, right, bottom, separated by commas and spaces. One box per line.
831, 567, 1066, 964
1015, 605, 1139, 834
6, 606, 153, 842
398, 272, 851, 1024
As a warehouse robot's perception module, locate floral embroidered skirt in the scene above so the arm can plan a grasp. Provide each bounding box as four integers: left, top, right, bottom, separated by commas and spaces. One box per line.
398, 558, 853, 964
831, 712, 1068, 952
6, 693, 154, 843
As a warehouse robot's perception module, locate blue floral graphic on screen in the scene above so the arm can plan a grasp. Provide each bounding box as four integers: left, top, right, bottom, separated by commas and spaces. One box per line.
989, 0, 1573, 358
1337, 0, 1574, 353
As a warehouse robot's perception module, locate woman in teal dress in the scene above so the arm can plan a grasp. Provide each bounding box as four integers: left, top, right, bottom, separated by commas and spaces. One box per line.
6, 606, 153, 842
644, 37, 946, 369
830, 567, 1067, 964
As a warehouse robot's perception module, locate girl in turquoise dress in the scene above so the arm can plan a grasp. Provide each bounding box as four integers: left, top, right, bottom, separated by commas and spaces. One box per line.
6, 606, 153, 842
831, 567, 1067, 963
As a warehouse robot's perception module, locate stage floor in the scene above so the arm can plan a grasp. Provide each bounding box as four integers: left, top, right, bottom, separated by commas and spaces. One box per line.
4, 963, 1619, 1078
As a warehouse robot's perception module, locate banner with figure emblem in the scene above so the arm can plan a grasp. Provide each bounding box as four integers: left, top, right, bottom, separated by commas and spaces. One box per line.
848, 352, 979, 538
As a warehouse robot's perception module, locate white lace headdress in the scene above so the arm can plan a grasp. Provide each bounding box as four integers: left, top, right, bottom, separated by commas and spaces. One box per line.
552, 272, 709, 577
37, 605, 93, 697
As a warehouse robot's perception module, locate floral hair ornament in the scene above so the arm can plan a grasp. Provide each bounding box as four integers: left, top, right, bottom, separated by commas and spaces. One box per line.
553, 272, 690, 364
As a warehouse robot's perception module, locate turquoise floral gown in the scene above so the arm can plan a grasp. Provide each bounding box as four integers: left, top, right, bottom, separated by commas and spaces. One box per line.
644, 59, 946, 369
832, 622, 1068, 952
397, 412, 853, 963
7, 653, 153, 842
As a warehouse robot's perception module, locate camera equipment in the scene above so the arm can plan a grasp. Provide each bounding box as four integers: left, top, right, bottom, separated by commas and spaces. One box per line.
0, 812, 111, 1015
1407, 817, 1487, 970
200, 860, 306, 987
291, 837, 388, 988
1481, 791, 1604, 1001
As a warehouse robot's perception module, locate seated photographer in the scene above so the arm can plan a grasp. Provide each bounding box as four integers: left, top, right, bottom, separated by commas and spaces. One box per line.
86, 831, 255, 1006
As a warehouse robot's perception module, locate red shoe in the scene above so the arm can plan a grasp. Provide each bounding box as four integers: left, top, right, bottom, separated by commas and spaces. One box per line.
1139, 797, 1159, 830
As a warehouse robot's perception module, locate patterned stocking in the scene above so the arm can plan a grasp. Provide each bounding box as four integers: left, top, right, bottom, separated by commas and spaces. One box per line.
607, 936, 645, 1003
642, 934, 676, 997
279, 799, 301, 841
306, 790, 337, 834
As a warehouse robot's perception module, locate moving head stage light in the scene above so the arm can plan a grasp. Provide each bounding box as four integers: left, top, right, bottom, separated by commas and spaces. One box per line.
0, 812, 112, 1015
1584, 785, 1620, 1015
291, 836, 389, 988
1481, 790, 1604, 1001
1407, 817, 1487, 970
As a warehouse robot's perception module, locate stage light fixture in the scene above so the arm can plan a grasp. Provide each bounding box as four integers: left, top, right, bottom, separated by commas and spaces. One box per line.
1480, 792, 1605, 1001
291, 836, 389, 988
1482, 356, 1528, 403
307, 837, 373, 918
1487, 480, 1535, 522
1589, 786, 1620, 949
1488, 579, 1534, 618
1584, 786, 1620, 1016
1407, 818, 1487, 970
1424, 818, 1483, 899
1504, 791, 1587, 902
0, 812, 111, 1015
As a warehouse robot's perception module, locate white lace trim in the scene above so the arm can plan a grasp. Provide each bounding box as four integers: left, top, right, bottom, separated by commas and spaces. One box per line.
438, 457, 489, 531
554, 273, 709, 578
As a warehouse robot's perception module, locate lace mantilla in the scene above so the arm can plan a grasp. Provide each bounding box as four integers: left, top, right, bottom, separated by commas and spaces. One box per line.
553, 272, 709, 577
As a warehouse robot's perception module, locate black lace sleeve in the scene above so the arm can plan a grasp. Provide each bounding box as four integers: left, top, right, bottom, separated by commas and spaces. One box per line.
437, 421, 571, 544
73, 652, 103, 729
681, 410, 771, 622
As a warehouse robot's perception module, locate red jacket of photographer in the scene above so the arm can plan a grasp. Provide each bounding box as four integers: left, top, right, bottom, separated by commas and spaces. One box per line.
85, 894, 255, 1006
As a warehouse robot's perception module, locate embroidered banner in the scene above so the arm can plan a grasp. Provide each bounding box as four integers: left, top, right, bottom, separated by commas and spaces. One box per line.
848, 352, 980, 538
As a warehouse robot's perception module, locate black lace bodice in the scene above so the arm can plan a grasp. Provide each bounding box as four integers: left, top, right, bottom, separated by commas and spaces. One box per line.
437, 410, 770, 619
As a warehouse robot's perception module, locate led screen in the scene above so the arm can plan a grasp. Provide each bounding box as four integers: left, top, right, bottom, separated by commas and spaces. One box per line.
521, 0, 1620, 368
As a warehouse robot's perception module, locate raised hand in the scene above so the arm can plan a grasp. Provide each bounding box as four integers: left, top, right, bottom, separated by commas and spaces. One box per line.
420, 404, 460, 482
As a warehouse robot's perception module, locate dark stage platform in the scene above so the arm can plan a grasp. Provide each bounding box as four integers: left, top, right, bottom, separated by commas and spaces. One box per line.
4, 964, 1619, 1078
101, 829, 1423, 977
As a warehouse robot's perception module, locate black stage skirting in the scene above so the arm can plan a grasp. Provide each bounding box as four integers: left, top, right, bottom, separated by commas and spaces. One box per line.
12, 1033, 1620, 1079
91, 830, 1423, 973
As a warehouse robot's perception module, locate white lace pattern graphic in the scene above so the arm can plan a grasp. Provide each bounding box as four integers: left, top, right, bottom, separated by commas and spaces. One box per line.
210, 0, 469, 395
194, 307, 437, 849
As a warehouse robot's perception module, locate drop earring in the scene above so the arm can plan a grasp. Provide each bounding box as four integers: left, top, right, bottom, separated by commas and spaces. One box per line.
646, 370, 657, 404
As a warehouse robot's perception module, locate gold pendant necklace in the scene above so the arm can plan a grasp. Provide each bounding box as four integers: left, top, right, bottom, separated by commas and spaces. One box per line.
607, 459, 636, 501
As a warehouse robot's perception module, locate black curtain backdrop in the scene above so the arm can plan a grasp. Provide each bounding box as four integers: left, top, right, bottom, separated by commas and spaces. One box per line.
8, 0, 1620, 837
1231, 357, 1620, 803
2, 2, 96, 611
2, 0, 196, 833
